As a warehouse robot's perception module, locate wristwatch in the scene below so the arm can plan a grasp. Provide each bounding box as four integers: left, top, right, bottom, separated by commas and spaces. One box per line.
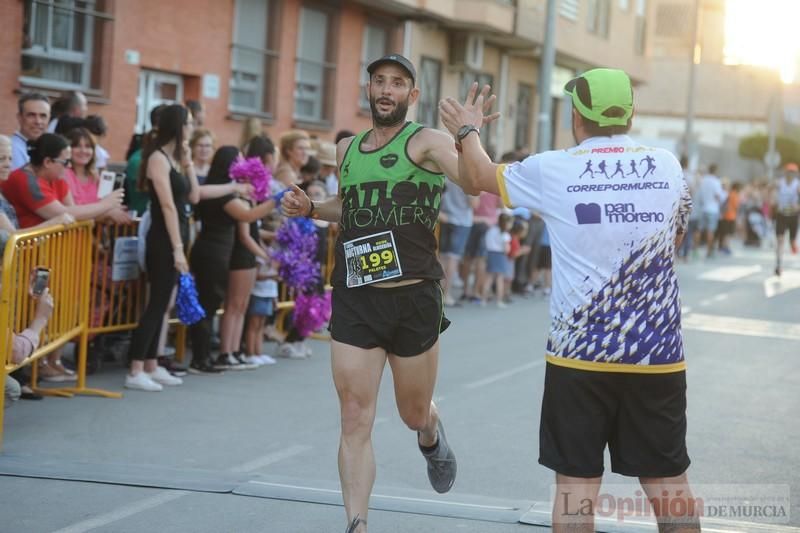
456, 125, 480, 143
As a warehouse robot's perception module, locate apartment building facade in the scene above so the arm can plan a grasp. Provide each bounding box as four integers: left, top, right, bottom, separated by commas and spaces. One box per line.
634, 0, 782, 178
0, 0, 652, 164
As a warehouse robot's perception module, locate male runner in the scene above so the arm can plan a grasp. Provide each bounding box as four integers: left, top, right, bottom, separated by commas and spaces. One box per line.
282, 54, 497, 533
439, 68, 700, 532
773, 162, 800, 276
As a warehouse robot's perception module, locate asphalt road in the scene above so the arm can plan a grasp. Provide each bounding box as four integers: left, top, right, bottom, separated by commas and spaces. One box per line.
1, 244, 798, 533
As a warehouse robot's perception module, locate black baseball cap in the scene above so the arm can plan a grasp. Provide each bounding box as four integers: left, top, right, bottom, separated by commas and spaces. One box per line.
367, 54, 416, 85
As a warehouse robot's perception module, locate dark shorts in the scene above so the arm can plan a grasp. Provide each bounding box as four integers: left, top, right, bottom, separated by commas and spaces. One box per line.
329, 280, 451, 357
537, 246, 552, 269
539, 362, 690, 478
439, 223, 471, 257
464, 222, 489, 258
775, 213, 799, 239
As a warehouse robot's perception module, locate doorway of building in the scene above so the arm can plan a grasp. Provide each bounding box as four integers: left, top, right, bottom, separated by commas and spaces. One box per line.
135, 70, 183, 133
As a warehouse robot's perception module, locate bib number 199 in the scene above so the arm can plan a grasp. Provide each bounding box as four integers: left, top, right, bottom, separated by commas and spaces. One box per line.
360, 250, 394, 270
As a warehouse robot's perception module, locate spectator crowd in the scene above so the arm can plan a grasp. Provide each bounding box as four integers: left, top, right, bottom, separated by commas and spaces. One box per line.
2, 89, 799, 404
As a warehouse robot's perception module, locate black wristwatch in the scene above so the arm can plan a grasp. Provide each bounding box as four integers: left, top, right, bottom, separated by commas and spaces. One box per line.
456, 125, 480, 143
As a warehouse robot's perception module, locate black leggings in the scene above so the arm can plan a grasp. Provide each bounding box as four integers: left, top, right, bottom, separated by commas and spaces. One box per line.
189, 241, 231, 364
127, 234, 178, 362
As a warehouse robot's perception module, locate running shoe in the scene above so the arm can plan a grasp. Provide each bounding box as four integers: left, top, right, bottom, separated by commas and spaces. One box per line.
189, 360, 224, 375
419, 418, 457, 494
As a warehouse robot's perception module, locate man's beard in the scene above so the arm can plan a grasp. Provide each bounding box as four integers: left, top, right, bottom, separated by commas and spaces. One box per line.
370, 96, 409, 128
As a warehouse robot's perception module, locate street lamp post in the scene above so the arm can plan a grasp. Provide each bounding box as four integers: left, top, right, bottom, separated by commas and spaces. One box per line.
536, 0, 557, 153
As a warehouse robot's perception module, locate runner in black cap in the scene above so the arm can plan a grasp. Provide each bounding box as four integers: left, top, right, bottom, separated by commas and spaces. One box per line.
283, 55, 498, 533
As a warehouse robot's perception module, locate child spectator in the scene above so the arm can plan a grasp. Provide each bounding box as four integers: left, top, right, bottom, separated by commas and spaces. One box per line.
243, 255, 279, 366
483, 213, 512, 308
505, 219, 530, 303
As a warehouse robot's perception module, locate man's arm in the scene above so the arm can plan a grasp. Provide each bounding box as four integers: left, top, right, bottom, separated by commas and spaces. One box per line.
281, 137, 350, 222
437, 83, 503, 197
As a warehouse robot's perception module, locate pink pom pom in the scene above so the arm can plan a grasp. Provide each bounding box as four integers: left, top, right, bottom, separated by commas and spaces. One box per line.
229, 157, 272, 202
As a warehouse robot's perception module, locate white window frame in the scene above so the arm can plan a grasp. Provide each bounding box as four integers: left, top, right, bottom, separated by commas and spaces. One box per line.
229, 0, 278, 116
635, 0, 647, 54
20, 0, 111, 91
359, 23, 390, 110
294, 5, 336, 123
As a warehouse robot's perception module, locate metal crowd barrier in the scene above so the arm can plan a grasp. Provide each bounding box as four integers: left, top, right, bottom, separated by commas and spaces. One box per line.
0, 221, 122, 449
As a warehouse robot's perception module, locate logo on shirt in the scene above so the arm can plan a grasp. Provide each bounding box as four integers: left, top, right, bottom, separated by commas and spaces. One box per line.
380, 154, 399, 168
577, 157, 658, 180
575, 202, 665, 224
575, 203, 602, 224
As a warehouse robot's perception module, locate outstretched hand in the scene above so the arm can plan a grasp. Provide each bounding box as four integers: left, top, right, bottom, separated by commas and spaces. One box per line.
281, 184, 311, 218
439, 82, 501, 137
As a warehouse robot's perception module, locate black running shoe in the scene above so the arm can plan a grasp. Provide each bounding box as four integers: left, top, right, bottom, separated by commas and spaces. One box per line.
158, 356, 188, 377
419, 418, 457, 493
188, 360, 224, 375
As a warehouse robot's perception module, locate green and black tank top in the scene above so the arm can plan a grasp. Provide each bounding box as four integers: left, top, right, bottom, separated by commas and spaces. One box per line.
332, 121, 445, 288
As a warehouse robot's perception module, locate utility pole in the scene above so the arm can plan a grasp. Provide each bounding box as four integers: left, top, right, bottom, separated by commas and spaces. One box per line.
683, 0, 701, 167
536, 0, 557, 153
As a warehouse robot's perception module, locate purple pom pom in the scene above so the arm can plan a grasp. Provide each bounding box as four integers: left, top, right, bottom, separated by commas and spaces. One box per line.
229, 157, 272, 202
293, 292, 332, 337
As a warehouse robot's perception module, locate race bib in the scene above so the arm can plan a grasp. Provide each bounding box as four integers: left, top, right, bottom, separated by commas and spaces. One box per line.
344, 231, 402, 288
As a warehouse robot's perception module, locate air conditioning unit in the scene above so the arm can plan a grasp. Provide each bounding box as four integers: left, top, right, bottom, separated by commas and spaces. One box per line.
450, 33, 484, 71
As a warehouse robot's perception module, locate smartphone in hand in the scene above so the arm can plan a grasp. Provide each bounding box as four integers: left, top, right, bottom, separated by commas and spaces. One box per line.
98, 170, 116, 198
30, 267, 50, 297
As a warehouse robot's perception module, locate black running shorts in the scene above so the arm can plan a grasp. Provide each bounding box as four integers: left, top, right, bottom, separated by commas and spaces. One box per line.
775, 213, 799, 240
539, 362, 690, 478
329, 280, 450, 357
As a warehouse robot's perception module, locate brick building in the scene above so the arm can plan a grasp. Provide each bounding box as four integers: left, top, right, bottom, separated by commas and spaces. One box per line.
0, 0, 653, 165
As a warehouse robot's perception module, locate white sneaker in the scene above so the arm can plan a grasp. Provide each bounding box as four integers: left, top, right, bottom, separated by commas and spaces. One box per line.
257, 354, 277, 365
125, 372, 163, 392
148, 365, 183, 386
242, 355, 265, 367
276, 343, 306, 359
298, 341, 313, 357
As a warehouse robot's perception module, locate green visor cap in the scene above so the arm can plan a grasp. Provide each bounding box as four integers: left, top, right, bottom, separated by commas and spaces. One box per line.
564, 68, 633, 127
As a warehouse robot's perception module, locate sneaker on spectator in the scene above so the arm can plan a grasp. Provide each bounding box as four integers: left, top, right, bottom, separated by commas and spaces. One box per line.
125, 372, 163, 392
298, 341, 313, 357
39, 362, 74, 382
276, 343, 306, 359
157, 356, 188, 377
148, 365, 183, 386
189, 360, 224, 375
52, 359, 76, 376
233, 353, 258, 370
242, 355, 265, 367
160, 346, 176, 357
257, 354, 277, 365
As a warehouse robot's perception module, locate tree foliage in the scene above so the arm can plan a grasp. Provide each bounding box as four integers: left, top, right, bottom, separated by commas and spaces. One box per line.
738, 134, 800, 165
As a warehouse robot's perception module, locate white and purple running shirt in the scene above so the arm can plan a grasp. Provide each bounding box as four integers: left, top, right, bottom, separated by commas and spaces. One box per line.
496, 135, 692, 373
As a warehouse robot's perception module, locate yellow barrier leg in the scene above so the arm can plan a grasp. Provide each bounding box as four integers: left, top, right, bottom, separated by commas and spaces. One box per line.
175, 324, 187, 364
50, 330, 122, 399
0, 365, 7, 451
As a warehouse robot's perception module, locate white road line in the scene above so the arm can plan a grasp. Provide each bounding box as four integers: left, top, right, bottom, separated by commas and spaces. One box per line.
229, 444, 312, 473
683, 313, 800, 341
764, 269, 800, 298
50, 445, 311, 533
463, 360, 544, 390
699, 265, 762, 282
50, 491, 189, 533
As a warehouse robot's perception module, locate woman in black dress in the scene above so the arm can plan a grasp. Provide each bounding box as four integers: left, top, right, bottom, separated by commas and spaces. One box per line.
189, 145, 277, 373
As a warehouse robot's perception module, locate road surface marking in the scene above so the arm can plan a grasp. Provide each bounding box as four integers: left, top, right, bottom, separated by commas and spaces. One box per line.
683, 313, 800, 341
764, 269, 800, 298
463, 360, 544, 390
699, 265, 762, 282
51, 445, 310, 533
